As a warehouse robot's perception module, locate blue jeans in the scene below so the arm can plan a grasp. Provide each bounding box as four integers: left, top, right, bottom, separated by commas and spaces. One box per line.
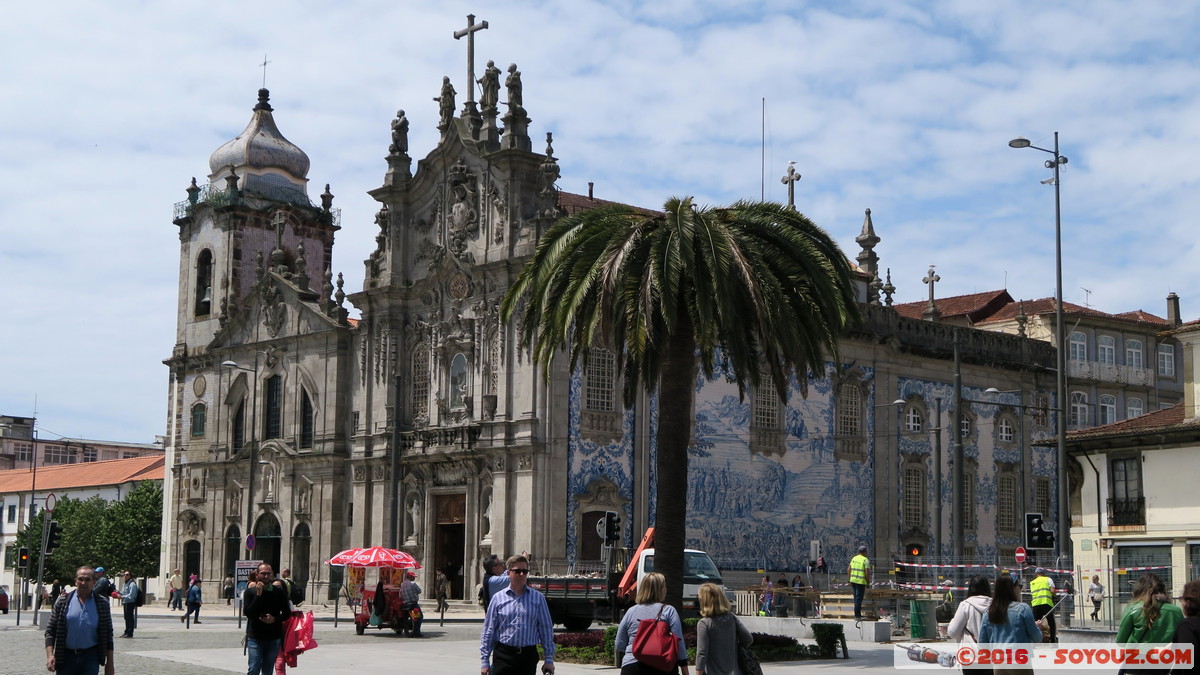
57, 647, 101, 675
247, 637, 281, 675
851, 582, 866, 618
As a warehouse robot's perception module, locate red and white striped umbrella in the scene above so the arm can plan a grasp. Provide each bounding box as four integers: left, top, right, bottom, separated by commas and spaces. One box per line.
326, 546, 421, 569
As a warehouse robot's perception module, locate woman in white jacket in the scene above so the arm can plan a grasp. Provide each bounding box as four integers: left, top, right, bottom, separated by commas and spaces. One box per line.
947, 575, 993, 673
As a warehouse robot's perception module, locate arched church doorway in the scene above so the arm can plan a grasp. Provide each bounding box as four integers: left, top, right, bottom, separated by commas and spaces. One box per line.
434, 493, 466, 598
254, 513, 282, 573
225, 525, 241, 577
184, 540, 201, 584
292, 522, 311, 593
579, 509, 609, 561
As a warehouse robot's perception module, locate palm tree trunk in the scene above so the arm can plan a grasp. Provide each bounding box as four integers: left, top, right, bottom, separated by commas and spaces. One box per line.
654, 324, 697, 610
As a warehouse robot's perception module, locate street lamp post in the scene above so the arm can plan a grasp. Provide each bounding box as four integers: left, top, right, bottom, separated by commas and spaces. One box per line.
222, 358, 259, 558
1008, 132, 1069, 561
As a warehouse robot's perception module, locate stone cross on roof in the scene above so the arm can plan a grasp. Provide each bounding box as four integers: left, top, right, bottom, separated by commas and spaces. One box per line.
922, 265, 941, 322
780, 162, 801, 209
454, 14, 489, 105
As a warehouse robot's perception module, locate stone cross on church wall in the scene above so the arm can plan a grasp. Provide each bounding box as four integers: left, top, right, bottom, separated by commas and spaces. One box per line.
454, 14, 489, 105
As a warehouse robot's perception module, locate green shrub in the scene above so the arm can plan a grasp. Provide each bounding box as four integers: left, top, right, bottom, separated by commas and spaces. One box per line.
811, 623, 844, 657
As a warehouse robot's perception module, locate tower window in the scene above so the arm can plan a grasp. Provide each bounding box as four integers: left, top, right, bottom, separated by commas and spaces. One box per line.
300, 389, 314, 449
265, 375, 282, 439
191, 403, 207, 437
194, 249, 213, 317
233, 400, 245, 450
585, 348, 616, 412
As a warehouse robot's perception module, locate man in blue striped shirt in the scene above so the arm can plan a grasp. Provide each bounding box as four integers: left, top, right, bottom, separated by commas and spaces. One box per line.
480, 554, 555, 675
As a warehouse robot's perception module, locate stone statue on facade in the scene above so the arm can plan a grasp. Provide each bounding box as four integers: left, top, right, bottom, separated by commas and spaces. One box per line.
389, 109, 409, 155
505, 63, 523, 112
435, 77, 456, 131
478, 60, 501, 113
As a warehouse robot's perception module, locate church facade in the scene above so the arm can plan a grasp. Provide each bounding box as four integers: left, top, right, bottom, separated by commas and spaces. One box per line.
161, 54, 1063, 601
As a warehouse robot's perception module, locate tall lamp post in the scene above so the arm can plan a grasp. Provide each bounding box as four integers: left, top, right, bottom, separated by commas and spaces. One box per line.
222, 359, 259, 558
1009, 132, 1069, 560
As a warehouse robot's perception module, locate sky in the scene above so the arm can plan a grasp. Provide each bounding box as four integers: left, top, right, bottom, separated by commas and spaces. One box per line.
2, 1, 1199, 444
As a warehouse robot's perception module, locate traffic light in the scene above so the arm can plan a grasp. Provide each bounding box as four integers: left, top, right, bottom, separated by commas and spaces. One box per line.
17, 547, 30, 570
1025, 512, 1056, 550
604, 511, 621, 544
45, 520, 62, 555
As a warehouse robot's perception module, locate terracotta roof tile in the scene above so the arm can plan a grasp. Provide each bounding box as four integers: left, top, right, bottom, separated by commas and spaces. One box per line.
1065, 402, 1200, 442
893, 290, 1014, 322
974, 297, 1169, 327
0, 456, 164, 494
557, 191, 660, 217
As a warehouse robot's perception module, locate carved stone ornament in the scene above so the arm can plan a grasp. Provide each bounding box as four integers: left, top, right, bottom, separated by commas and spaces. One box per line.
193, 374, 207, 397
434, 460, 468, 486
227, 486, 242, 517
494, 456, 505, 472
353, 465, 366, 482
261, 282, 286, 337
517, 454, 532, 471
180, 511, 204, 538
295, 482, 312, 515
372, 464, 386, 481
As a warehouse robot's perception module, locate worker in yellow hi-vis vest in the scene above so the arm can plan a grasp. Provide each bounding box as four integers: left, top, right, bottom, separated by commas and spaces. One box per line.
1029, 567, 1057, 642
848, 545, 871, 620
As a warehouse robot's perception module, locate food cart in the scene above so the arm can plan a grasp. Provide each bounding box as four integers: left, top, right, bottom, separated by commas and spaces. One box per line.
326, 547, 422, 636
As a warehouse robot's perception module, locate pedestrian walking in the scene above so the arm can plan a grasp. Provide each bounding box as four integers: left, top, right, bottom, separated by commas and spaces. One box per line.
757, 576, 773, 616
614, 572, 689, 675
1088, 575, 1105, 621
182, 577, 203, 624
947, 575, 992, 674
480, 554, 556, 675
1028, 568, 1057, 642
223, 573, 235, 605
244, 563, 290, 675
92, 567, 114, 599
848, 545, 871, 620
45, 565, 116, 675
695, 582, 751, 675
979, 575, 1041, 675
50, 579, 63, 606
116, 571, 139, 638
1116, 572, 1183, 675
168, 568, 184, 610
435, 569, 450, 614
1171, 579, 1200, 674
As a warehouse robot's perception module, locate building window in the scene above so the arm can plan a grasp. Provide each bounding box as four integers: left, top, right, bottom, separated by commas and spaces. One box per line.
998, 416, 1015, 443
411, 344, 429, 420
194, 249, 213, 317
82, 446, 97, 462
122, 451, 137, 459
961, 471, 976, 531
7, 504, 16, 523
351, 411, 360, 434
1035, 478, 1052, 517
1127, 397, 1144, 419
1069, 332, 1087, 362
752, 373, 781, 429
960, 413, 972, 439
997, 475, 1017, 533
14, 442, 33, 462
1109, 456, 1145, 527
300, 390, 314, 449
232, 400, 245, 451
903, 465, 926, 529
904, 404, 924, 433
585, 348, 616, 412
265, 375, 282, 439
1159, 344, 1176, 377
43, 445, 73, 465
1126, 340, 1143, 369
449, 353, 468, 410
1098, 336, 1116, 365
835, 383, 865, 461
191, 403, 207, 437
1099, 395, 1117, 426
1070, 392, 1089, 428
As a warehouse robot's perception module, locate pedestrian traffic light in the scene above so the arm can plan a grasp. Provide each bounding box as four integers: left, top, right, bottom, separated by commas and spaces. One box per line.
45, 521, 62, 555
17, 547, 30, 569
1025, 512, 1056, 550
604, 511, 621, 544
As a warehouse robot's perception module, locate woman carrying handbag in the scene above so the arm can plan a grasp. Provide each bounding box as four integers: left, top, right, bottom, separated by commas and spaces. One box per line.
615, 573, 690, 675
696, 583, 754, 675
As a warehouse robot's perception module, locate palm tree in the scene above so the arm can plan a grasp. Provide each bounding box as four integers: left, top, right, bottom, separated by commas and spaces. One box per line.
501, 197, 859, 608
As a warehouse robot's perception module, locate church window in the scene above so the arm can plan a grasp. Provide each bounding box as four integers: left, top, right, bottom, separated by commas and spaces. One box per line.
903, 465, 926, 528
904, 403, 924, 433
194, 249, 213, 317
1127, 397, 1144, 419
835, 383, 865, 461
1035, 478, 1052, 517
585, 348, 615, 412
1070, 392, 1089, 428
998, 416, 1015, 443
1158, 344, 1175, 376
233, 400, 245, 451
265, 375, 282, 439
997, 474, 1018, 533
1098, 336, 1116, 365
191, 403, 207, 437
752, 372, 780, 429
1069, 332, 1087, 362
351, 410, 360, 434
959, 412, 972, 439
1099, 395, 1117, 425
961, 469, 976, 531
411, 344, 429, 420
1126, 340, 1143, 369
449, 353, 468, 409
300, 390, 314, 449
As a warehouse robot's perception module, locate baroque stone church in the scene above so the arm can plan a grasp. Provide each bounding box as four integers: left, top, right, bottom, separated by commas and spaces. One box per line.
163, 43, 1065, 601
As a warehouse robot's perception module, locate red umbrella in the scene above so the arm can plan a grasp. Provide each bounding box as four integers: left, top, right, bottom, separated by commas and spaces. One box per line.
326, 546, 421, 569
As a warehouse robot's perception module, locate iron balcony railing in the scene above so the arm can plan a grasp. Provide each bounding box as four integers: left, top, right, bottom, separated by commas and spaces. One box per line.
1107, 496, 1146, 526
